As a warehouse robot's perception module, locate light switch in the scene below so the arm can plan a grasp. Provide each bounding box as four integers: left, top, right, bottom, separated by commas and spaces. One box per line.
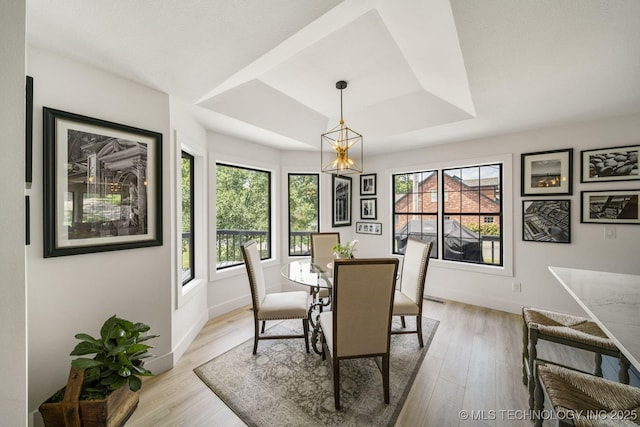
604, 226, 616, 239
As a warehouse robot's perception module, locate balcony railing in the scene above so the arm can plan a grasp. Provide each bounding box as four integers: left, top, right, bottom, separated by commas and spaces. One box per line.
216, 230, 313, 268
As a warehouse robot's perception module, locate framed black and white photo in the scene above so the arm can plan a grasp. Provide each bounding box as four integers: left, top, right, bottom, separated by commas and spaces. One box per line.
356, 222, 382, 235
360, 173, 376, 196
25, 76, 34, 184
521, 149, 573, 196
522, 199, 571, 243
360, 198, 377, 220
43, 107, 163, 257
332, 174, 352, 227
580, 145, 639, 183
580, 189, 640, 225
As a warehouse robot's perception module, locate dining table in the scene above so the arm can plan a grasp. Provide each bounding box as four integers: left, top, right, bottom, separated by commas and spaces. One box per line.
281, 257, 334, 354
548, 266, 640, 372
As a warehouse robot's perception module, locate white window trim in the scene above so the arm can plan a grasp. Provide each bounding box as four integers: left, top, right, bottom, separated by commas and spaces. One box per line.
386, 153, 513, 277
175, 131, 208, 308
209, 153, 279, 282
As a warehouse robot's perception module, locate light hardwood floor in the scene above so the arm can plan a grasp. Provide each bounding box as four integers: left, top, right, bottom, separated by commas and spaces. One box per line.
127, 300, 595, 427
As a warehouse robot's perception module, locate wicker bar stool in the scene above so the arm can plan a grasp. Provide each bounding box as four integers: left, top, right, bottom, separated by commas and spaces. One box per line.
522, 307, 631, 410
534, 362, 640, 427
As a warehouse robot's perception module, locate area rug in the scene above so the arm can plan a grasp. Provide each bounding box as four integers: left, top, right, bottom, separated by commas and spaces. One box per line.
194, 316, 438, 427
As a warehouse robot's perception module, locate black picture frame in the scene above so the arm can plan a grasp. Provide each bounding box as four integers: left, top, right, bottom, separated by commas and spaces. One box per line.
43, 107, 163, 257
521, 148, 573, 196
580, 145, 640, 183
522, 199, 571, 243
26, 75, 33, 184
360, 173, 376, 196
332, 174, 352, 227
356, 221, 382, 235
360, 197, 377, 220
580, 189, 640, 225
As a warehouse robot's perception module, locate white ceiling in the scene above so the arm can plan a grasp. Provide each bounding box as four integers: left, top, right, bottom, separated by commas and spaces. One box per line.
27, 0, 640, 155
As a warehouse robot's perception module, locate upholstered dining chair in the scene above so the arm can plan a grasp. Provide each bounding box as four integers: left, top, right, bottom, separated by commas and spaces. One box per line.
309, 232, 340, 301
240, 240, 309, 355
392, 238, 433, 347
319, 258, 399, 409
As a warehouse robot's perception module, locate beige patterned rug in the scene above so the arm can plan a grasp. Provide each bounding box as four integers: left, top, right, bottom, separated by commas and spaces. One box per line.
194, 317, 438, 427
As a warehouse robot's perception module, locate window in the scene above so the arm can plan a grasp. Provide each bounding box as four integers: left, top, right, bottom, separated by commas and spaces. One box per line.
392, 171, 438, 256
215, 163, 271, 269
392, 163, 503, 267
288, 173, 319, 256
181, 151, 195, 284
443, 164, 502, 266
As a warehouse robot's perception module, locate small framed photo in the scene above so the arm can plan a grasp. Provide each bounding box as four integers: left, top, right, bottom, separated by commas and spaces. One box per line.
581, 189, 640, 224
356, 222, 382, 235
360, 173, 376, 196
332, 174, 352, 227
580, 145, 639, 183
521, 149, 573, 196
522, 199, 571, 243
43, 107, 163, 257
360, 198, 377, 220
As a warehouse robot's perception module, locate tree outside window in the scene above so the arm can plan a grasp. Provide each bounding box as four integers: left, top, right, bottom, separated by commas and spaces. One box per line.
181, 151, 194, 285
288, 174, 319, 256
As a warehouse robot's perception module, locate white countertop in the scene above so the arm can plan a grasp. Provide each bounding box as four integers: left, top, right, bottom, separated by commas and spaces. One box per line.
549, 266, 640, 371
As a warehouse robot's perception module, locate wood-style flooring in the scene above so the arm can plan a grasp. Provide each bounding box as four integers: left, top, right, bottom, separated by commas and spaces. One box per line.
127, 300, 596, 427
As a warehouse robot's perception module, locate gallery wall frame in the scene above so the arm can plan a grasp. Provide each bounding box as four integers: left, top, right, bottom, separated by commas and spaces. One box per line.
360, 197, 377, 220
26, 75, 33, 184
521, 148, 573, 196
360, 173, 376, 196
522, 199, 571, 243
356, 222, 382, 235
332, 174, 352, 227
580, 145, 639, 183
43, 107, 163, 257
580, 189, 640, 225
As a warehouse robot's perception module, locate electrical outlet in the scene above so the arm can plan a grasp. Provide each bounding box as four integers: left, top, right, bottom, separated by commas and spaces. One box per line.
604, 226, 616, 240
512, 282, 522, 292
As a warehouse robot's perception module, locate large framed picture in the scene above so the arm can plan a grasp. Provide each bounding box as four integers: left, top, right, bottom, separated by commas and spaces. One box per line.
360, 173, 376, 196
580, 189, 640, 225
521, 149, 573, 196
360, 198, 377, 220
43, 107, 163, 257
522, 199, 571, 243
332, 174, 352, 227
580, 145, 640, 183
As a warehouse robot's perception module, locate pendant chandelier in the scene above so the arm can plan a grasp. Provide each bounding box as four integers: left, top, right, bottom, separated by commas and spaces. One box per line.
321, 80, 363, 175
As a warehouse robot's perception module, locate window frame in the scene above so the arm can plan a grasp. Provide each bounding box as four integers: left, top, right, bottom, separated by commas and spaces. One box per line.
180, 150, 195, 285
287, 172, 319, 257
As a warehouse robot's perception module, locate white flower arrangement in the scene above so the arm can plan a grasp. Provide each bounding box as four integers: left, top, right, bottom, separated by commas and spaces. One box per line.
331, 239, 359, 258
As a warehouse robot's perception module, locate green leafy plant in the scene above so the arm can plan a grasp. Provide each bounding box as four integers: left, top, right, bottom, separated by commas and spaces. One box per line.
70, 315, 158, 400
332, 239, 358, 258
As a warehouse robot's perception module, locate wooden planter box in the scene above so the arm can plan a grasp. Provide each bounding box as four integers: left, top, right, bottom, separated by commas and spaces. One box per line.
39, 368, 139, 427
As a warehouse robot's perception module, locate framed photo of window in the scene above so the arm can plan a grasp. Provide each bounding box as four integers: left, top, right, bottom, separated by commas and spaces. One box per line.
580, 189, 640, 224
360, 198, 377, 220
522, 199, 571, 243
580, 145, 640, 183
332, 174, 352, 227
360, 173, 376, 196
521, 149, 573, 196
43, 107, 163, 257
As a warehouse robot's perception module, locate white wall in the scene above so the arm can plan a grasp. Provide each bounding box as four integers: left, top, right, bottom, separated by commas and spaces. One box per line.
0, 0, 27, 424
26, 48, 173, 420
364, 113, 640, 315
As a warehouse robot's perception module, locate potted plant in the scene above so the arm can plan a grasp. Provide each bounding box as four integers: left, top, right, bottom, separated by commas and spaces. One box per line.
39, 315, 158, 427
332, 239, 358, 258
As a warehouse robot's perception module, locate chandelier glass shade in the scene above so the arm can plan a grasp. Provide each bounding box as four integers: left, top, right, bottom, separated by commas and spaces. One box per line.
321, 81, 363, 175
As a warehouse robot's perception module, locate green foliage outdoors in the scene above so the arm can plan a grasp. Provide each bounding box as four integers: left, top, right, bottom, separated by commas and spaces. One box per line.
181, 157, 191, 232
466, 222, 500, 236
70, 315, 158, 400
288, 174, 318, 232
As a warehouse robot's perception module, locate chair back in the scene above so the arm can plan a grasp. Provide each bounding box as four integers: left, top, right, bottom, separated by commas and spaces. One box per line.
332, 258, 399, 358
310, 232, 340, 259
399, 238, 433, 304
240, 240, 266, 311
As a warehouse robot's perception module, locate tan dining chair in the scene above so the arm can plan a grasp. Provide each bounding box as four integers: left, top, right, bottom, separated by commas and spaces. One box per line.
309, 232, 340, 301
319, 258, 399, 409
240, 240, 309, 355
392, 238, 433, 347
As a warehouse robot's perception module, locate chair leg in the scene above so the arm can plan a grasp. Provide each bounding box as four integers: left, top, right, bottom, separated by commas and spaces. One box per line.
416, 315, 424, 347
533, 363, 544, 427
253, 318, 260, 355
522, 318, 529, 386
382, 354, 390, 404
333, 360, 341, 410
303, 319, 310, 353
401, 316, 406, 328
528, 328, 538, 411
619, 354, 630, 384
261, 321, 266, 334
